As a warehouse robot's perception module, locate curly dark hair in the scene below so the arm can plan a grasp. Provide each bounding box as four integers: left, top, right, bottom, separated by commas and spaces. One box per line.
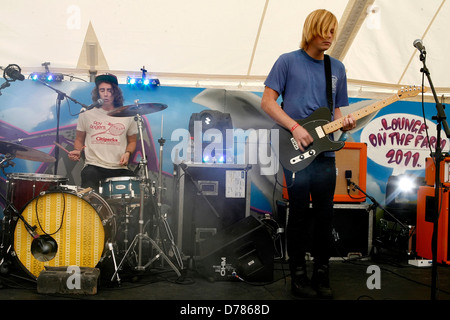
91, 82, 124, 107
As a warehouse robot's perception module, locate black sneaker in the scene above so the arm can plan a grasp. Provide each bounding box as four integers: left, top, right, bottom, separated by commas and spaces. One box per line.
312, 264, 332, 299
291, 267, 318, 299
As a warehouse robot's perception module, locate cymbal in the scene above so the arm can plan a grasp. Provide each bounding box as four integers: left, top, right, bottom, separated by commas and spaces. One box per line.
0, 141, 56, 162
108, 103, 168, 117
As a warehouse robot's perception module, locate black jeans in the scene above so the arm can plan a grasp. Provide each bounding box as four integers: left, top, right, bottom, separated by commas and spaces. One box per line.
283, 155, 336, 271
81, 165, 135, 192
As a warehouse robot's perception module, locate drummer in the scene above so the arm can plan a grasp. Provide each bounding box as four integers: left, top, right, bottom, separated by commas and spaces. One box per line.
68, 73, 137, 191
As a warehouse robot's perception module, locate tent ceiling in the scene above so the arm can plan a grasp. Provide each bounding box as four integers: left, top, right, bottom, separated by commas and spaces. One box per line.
1, 0, 449, 100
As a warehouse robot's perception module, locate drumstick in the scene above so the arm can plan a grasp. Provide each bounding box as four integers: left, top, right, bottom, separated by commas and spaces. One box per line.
53, 141, 70, 154
77, 187, 93, 196
54, 141, 86, 154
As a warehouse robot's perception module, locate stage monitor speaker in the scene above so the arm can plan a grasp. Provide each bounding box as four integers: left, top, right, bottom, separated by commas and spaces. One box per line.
416, 186, 450, 264
174, 163, 251, 257
198, 215, 274, 282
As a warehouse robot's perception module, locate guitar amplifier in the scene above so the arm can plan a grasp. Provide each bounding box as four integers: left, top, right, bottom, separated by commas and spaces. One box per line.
416, 186, 450, 264
425, 157, 450, 187
334, 142, 367, 203
282, 142, 367, 203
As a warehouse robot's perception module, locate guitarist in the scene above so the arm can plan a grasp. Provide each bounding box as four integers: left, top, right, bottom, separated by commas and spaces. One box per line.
261, 9, 356, 299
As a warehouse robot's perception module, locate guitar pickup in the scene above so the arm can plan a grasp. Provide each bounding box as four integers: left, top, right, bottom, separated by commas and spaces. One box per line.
315, 126, 325, 139
290, 137, 299, 150
290, 149, 316, 164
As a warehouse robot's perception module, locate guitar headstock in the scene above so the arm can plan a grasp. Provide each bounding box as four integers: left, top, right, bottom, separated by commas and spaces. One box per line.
398, 85, 428, 99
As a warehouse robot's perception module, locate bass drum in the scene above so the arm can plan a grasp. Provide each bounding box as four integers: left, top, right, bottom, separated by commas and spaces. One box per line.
6, 173, 68, 212
13, 189, 116, 279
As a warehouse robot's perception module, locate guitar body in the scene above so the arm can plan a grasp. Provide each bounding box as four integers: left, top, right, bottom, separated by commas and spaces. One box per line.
273, 107, 345, 172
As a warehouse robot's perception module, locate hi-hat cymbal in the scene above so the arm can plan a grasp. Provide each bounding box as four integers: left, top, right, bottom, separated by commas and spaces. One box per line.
0, 141, 56, 162
108, 103, 168, 117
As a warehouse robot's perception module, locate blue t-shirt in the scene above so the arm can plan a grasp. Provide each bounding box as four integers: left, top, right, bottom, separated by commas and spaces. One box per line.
264, 49, 349, 121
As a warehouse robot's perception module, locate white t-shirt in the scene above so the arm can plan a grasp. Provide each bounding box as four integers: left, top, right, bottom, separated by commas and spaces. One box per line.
77, 107, 138, 169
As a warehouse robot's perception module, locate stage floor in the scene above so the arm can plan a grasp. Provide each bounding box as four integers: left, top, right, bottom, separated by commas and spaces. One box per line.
1, 257, 449, 304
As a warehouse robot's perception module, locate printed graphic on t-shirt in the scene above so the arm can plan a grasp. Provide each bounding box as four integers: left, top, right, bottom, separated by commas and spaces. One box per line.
90, 120, 125, 145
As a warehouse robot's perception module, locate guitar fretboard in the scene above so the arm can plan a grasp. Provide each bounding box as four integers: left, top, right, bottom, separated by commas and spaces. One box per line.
323, 86, 425, 134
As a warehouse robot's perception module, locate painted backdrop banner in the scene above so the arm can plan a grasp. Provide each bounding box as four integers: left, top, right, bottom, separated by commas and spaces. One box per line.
0, 80, 445, 216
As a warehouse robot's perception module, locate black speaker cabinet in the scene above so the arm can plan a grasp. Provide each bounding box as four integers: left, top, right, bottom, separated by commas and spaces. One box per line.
331, 203, 374, 258
198, 215, 274, 282
174, 164, 252, 257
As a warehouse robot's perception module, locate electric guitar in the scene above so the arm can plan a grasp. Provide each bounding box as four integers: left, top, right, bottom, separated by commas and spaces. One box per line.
273, 85, 427, 172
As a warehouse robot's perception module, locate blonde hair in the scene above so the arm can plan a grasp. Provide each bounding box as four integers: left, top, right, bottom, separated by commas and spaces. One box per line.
300, 9, 338, 50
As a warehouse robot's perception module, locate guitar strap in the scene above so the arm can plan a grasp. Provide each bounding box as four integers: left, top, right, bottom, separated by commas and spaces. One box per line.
324, 54, 333, 113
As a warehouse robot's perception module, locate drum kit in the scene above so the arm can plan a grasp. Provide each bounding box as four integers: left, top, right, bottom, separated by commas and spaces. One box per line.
0, 101, 182, 285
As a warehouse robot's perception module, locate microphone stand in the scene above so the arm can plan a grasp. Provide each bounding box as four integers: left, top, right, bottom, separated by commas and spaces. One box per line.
418, 49, 450, 300
34, 80, 88, 175
349, 181, 408, 231
0, 80, 11, 96
0, 190, 56, 265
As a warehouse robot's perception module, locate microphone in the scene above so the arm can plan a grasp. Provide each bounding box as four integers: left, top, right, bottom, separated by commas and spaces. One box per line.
4, 64, 25, 81
31, 234, 58, 262
80, 99, 104, 112
345, 170, 352, 193
413, 39, 426, 54
86, 99, 104, 110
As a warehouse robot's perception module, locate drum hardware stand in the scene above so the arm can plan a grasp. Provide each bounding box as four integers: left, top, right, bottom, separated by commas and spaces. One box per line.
154, 116, 183, 270
108, 242, 121, 286
112, 113, 181, 279
0, 153, 15, 176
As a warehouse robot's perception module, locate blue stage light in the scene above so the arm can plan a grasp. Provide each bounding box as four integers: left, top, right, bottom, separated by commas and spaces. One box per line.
30, 72, 64, 82
126, 75, 160, 88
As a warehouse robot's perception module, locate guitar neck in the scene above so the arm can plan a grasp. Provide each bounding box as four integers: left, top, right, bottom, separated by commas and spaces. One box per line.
323, 94, 400, 134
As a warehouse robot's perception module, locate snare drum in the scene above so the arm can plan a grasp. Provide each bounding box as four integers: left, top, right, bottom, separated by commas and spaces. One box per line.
100, 176, 141, 204
6, 173, 68, 212
13, 189, 115, 279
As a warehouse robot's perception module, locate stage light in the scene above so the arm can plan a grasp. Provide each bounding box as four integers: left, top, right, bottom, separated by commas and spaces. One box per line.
397, 175, 416, 193
30, 62, 64, 82
30, 72, 64, 82
385, 174, 425, 226
126, 66, 160, 88
189, 110, 233, 164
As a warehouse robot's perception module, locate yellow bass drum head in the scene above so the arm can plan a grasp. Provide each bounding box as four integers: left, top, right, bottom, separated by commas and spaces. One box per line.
13, 191, 106, 279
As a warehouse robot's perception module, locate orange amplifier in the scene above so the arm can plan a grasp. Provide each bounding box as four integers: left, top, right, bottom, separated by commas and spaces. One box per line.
416, 186, 450, 264
282, 142, 367, 203
425, 157, 450, 186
